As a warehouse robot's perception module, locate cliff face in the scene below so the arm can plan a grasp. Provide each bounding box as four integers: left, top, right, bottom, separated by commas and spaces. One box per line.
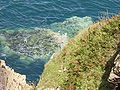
0, 60, 33, 90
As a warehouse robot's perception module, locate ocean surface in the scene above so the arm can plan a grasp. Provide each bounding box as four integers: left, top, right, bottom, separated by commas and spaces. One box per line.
0, 0, 120, 83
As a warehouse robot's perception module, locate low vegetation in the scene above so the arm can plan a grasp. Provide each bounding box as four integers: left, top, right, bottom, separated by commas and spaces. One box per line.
37, 14, 120, 90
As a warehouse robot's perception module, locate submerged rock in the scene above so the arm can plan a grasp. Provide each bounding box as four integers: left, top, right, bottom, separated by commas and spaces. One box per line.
0, 28, 68, 61
50, 16, 93, 38
0, 60, 33, 90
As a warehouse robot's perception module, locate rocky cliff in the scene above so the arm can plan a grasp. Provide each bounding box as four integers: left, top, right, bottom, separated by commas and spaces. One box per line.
0, 60, 33, 90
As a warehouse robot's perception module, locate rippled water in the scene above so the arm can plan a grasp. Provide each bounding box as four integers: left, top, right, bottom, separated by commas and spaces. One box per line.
0, 0, 120, 83
0, 0, 120, 29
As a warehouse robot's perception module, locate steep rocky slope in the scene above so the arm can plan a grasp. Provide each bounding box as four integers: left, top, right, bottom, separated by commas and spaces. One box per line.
0, 60, 33, 90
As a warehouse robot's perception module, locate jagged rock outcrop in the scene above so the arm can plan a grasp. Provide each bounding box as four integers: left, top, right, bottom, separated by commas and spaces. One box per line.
0, 60, 33, 90
108, 52, 120, 89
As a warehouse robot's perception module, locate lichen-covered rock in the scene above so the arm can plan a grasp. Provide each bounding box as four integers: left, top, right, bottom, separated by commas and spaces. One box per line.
0, 60, 33, 90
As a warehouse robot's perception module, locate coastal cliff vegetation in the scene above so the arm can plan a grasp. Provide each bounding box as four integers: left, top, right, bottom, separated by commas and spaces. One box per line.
37, 14, 120, 90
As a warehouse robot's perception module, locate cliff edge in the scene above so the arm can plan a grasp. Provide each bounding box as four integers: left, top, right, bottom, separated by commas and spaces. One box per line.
0, 60, 33, 90
37, 14, 120, 90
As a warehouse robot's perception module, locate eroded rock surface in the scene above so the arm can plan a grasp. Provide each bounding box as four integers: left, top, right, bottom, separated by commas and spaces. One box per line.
0, 60, 33, 90
108, 52, 120, 89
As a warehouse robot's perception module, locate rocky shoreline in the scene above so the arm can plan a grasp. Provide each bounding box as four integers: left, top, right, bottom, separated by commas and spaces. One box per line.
0, 60, 33, 90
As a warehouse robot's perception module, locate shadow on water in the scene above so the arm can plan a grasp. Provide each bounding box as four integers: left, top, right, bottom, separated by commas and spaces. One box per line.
98, 42, 120, 90
0, 55, 47, 85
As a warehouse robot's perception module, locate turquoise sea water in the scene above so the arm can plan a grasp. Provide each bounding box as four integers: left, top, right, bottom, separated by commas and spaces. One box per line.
0, 0, 120, 83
